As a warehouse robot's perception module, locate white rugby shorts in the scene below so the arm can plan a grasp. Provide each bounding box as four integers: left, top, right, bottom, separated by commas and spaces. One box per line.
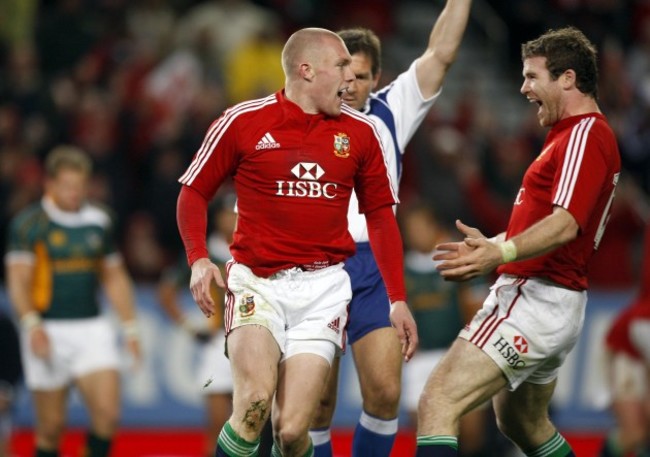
224, 262, 351, 362
20, 316, 121, 390
606, 351, 646, 400
198, 329, 233, 394
630, 319, 650, 363
459, 274, 586, 390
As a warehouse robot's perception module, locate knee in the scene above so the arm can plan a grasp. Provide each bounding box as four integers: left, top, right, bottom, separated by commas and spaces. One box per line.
363, 379, 401, 416
237, 392, 273, 435
495, 410, 549, 445
274, 421, 309, 455
94, 401, 121, 430
311, 395, 336, 428
37, 417, 66, 447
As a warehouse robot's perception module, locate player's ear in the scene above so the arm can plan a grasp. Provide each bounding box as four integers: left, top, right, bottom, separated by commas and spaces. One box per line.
299, 63, 314, 81
561, 69, 576, 90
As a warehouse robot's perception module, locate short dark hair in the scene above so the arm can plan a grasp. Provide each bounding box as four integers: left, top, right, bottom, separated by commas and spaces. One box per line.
338, 28, 382, 76
521, 26, 599, 99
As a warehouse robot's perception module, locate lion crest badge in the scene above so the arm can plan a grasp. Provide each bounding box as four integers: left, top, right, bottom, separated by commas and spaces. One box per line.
333, 133, 350, 158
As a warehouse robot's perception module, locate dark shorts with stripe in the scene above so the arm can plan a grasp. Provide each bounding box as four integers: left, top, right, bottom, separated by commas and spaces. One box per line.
344, 242, 391, 345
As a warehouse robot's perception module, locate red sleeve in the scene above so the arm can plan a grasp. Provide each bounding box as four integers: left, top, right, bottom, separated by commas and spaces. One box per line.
366, 205, 406, 303
176, 185, 209, 266
553, 124, 613, 230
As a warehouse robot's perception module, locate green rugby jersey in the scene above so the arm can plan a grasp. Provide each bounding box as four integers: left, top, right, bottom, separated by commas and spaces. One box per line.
7, 197, 118, 319
405, 253, 485, 350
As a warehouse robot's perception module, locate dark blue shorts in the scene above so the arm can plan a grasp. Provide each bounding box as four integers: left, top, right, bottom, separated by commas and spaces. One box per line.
344, 242, 391, 345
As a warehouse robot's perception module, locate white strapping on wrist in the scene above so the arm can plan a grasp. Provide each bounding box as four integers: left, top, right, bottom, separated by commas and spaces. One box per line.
121, 320, 140, 339
20, 311, 42, 332
498, 240, 517, 263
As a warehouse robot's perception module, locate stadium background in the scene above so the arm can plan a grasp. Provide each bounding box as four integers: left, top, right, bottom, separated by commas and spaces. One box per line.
1, 0, 649, 456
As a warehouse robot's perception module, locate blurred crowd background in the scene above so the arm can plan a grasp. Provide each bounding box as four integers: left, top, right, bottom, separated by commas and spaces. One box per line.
0, 0, 649, 290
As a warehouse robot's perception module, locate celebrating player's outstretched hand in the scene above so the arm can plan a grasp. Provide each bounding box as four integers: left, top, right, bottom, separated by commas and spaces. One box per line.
190, 258, 225, 318
389, 301, 418, 361
434, 219, 501, 281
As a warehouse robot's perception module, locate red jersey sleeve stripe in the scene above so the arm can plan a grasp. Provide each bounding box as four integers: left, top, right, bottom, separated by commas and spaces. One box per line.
554, 116, 595, 208
179, 95, 277, 185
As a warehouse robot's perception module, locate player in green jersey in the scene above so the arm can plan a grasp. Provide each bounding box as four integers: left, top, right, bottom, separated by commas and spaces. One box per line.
5, 145, 142, 457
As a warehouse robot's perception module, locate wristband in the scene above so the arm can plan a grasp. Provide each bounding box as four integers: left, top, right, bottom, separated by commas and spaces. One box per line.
121, 320, 140, 340
20, 311, 42, 332
498, 240, 517, 263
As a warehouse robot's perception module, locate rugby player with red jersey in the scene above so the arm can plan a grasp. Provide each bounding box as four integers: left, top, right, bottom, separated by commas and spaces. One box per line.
416, 27, 621, 457
600, 221, 650, 457
176, 28, 417, 457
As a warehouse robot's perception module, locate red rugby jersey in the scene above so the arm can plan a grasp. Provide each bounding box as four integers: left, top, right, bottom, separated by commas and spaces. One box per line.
605, 298, 650, 357
498, 113, 621, 290
178, 90, 398, 277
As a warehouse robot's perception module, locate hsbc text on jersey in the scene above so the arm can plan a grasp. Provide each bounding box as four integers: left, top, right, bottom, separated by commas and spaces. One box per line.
275, 180, 338, 199
275, 162, 338, 199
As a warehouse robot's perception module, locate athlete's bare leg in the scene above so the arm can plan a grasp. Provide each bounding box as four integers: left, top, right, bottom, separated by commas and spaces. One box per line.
226, 325, 280, 442
353, 327, 403, 418
76, 370, 121, 438
32, 388, 69, 452
76, 369, 121, 456
311, 356, 339, 423
274, 352, 332, 456
492, 380, 559, 451
417, 338, 506, 437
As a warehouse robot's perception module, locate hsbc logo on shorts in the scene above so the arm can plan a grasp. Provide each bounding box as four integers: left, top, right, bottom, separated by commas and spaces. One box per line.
275, 162, 338, 199
493, 335, 527, 368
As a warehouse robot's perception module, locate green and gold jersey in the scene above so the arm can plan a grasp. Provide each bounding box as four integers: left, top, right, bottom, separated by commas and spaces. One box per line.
405, 251, 485, 350
7, 198, 118, 319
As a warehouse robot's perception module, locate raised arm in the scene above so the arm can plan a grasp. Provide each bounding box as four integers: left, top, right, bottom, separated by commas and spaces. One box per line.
415, 0, 472, 98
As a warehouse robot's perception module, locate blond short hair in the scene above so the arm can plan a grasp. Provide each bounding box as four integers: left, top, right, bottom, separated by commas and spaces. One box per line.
45, 145, 93, 178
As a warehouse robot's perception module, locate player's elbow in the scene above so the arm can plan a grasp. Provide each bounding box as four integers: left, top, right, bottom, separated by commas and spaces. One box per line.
557, 217, 580, 245
552, 207, 580, 245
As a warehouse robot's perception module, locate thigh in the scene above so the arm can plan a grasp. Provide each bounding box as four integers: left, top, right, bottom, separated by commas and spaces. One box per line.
32, 388, 69, 431
352, 327, 402, 395
312, 355, 341, 426
75, 369, 121, 418
274, 353, 331, 432
418, 339, 506, 435
402, 349, 445, 413
227, 324, 281, 401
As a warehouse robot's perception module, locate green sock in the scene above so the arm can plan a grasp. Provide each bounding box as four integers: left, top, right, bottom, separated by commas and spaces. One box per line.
84, 432, 112, 457
526, 431, 574, 457
218, 421, 260, 457
416, 435, 459, 449
301, 441, 314, 457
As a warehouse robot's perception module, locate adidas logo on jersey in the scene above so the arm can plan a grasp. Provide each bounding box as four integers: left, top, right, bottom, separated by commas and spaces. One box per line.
255, 132, 281, 150
328, 317, 341, 334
